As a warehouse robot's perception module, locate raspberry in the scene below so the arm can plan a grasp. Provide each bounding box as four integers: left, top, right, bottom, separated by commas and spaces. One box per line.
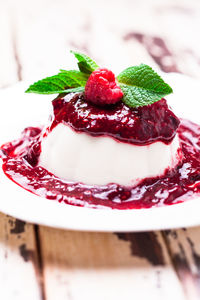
85, 68, 123, 105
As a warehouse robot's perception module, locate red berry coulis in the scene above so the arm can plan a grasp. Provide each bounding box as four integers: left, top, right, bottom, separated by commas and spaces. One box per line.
0, 94, 200, 209
50, 93, 180, 146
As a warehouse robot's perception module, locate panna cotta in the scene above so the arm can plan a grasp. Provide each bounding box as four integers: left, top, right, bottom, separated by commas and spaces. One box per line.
39, 123, 180, 186
2, 51, 200, 210
38, 93, 181, 186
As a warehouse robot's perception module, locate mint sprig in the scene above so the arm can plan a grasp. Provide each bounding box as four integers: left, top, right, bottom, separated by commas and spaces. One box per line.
26, 70, 88, 94
70, 50, 99, 74
26, 51, 98, 95
26, 51, 173, 109
117, 64, 173, 108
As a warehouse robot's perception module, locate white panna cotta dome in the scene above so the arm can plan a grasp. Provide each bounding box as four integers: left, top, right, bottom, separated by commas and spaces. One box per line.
39, 123, 181, 186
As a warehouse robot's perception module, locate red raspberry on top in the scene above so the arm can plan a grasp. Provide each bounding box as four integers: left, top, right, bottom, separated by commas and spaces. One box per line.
85, 68, 123, 105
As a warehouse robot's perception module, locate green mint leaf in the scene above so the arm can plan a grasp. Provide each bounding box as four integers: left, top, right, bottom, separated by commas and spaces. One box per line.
71, 50, 99, 74
117, 64, 173, 108
25, 70, 88, 94
63, 86, 85, 94
59, 70, 89, 85
119, 84, 168, 108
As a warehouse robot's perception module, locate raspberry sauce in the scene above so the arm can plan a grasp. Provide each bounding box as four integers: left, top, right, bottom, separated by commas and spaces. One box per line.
50, 94, 180, 145
1, 119, 200, 209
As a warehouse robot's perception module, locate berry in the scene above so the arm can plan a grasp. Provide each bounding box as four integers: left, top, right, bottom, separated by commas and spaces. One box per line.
85, 68, 123, 105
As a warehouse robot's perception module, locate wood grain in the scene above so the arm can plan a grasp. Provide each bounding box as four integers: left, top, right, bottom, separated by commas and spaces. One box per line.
38, 227, 185, 300
0, 4, 18, 88
0, 213, 42, 299
163, 228, 200, 300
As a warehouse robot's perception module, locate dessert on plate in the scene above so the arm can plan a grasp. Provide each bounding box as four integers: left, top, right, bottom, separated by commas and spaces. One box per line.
1, 51, 200, 209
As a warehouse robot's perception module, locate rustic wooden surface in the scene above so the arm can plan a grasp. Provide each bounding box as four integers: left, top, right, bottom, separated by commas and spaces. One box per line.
1, 0, 200, 299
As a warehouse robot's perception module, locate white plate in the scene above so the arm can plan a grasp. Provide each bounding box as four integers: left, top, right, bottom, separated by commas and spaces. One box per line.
0, 75, 200, 232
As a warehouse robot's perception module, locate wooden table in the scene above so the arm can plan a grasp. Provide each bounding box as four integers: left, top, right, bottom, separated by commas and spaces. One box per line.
1, 1, 200, 299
